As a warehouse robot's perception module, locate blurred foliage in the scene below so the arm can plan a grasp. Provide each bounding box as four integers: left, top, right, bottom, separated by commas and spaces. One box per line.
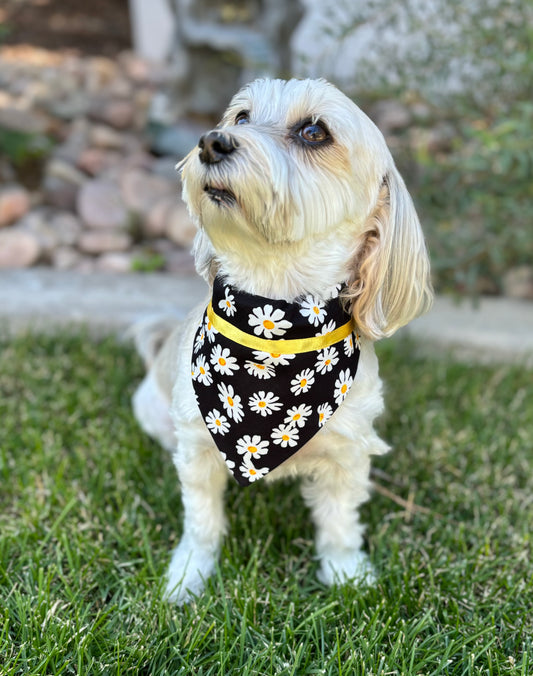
413, 103, 533, 295
0, 128, 52, 165
0, 127, 54, 188
131, 251, 166, 273
333, 0, 533, 295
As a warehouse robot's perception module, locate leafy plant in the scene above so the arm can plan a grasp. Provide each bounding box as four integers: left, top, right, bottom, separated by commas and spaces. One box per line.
317, 0, 533, 294
413, 102, 533, 294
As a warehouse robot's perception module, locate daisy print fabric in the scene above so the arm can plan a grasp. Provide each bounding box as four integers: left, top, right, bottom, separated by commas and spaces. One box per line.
192, 276, 360, 486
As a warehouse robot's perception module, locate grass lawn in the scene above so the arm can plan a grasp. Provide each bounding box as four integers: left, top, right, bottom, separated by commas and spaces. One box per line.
0, 331, 531, 675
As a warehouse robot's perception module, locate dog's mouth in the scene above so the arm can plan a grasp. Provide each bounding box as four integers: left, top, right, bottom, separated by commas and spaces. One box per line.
203, 184, 236, 207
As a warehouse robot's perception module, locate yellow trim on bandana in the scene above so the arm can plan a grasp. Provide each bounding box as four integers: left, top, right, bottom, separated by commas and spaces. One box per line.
207, 302, 355, 355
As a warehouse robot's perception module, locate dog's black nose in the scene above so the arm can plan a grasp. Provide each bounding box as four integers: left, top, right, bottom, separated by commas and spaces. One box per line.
198, 131, 238, 164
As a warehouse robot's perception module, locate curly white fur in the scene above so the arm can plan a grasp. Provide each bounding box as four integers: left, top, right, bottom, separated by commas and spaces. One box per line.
132, 78, 433, 604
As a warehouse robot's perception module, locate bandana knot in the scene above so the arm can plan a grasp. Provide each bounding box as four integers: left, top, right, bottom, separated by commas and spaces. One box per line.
192, 277, 361, 486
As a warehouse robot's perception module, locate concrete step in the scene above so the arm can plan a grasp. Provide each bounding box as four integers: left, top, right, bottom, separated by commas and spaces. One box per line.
1, 268, 531, 366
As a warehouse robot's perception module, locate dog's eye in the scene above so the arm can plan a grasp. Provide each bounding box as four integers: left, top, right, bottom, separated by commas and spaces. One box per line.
298, 122, 329, 144
235, 111, 250, 125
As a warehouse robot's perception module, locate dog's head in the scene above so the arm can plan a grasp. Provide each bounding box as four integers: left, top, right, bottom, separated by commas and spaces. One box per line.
179, 78, 432, 339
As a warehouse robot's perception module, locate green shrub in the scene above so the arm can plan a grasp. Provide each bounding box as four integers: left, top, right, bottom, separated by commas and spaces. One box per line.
414, 103, 533, 294
331, 0, 533, 294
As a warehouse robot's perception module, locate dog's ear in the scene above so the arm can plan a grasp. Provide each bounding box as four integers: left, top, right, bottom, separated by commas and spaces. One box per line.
345, 167, 433, 340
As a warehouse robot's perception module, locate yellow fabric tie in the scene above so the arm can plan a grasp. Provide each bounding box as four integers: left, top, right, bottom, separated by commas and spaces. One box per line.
206, 302, 355, 355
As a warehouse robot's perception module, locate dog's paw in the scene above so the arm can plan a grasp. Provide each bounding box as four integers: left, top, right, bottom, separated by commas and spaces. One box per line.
317, 549, 376, 588
164, 539, 217, 605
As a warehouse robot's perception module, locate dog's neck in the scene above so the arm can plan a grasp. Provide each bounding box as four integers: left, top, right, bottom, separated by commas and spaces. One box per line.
204, 222, 358, 302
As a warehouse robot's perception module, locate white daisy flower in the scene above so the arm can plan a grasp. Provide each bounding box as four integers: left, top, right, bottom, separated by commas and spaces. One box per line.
290, 368, 315, 396
218, 287, 236, 316
271, 424, 300, 448
326, 283, 343, 299
240, 461, 269, 482
205, 409, 230, 435
315, 320, 337, 336
252, 350, 295, 366
334, 369, 353, 405
284, 404, 312, 428
299, 296, 326, 326
354, 331, 361, 350
193, 355, 212, 385
244, 360, 275, 379
217, 382, 244, 422
314, 346, 339, 374
205, 315, 219, 343
194, 328, 206, 353
344, 334, 355, 356
220, 451, 235, 470
235, 434, 269, 462
248, 305, 292, 338
317, 402, 333, 427
248, 391, 282, 417
210, 344, 239, 376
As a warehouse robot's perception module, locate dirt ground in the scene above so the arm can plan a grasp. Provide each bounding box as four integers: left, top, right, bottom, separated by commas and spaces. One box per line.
0, 0, 131, 56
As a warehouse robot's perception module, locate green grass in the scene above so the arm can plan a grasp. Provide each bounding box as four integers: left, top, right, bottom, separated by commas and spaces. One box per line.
0, 331, 531, 675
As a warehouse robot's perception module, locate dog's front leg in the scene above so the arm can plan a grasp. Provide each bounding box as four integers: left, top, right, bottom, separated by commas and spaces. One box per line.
165, 442, 228, 604
300, 453, 376, 588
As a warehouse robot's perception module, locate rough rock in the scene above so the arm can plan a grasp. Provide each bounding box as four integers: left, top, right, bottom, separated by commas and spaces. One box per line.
52, 246, 85, 270
16, 210, 60, 260
0, 185, 31, 227
42, 175, 79, 211
0, 107, 49, 135
76, 147, 123, 176
87, 97, 135, 129
162, 247, 197, 275
95, 251, 135, 273
165, 201, 197, 248
149, 120, 206, 159
144, 195, 175, 238
0, 228, 41, 268
78, 229, 132, 255
119, 168, 175, 215
89, 124, 127, 150
77, 179, 130, 230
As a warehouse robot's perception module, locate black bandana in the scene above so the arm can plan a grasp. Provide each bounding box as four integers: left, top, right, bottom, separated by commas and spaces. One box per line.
191, 276, 361, 486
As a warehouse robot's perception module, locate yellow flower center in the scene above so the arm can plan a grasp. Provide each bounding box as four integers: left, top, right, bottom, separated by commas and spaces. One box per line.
219, 357, 226, 366
341, 384, 348, 394
293, 413, 301, 421
313, 306, 320, 315
215, 419, 222, 427
227, 396, 234, 407
226, 300, 231, 307
248, 445, 258, 454
325, 359, 331, 366
300, 378, 307, 387
270, 352, 280, 359
199, 366, 206, 375
263, 319, 275, 330
258, 401, 266, 408
282, 434, 290, 442
207, 321, 212, 330
249, 468, 257, 475
319, 413, 325, 422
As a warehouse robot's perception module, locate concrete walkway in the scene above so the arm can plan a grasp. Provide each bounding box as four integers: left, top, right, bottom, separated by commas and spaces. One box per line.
1, 268, 532, 366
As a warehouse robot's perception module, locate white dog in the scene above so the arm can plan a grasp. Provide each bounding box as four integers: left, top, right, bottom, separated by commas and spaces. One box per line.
133, 78, 433, 604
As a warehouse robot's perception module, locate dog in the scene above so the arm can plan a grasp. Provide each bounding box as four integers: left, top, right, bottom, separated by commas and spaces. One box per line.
133, 78, 433, 604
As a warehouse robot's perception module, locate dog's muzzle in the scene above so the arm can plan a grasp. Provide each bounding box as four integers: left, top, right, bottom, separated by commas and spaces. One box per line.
199, 131, 239, 164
